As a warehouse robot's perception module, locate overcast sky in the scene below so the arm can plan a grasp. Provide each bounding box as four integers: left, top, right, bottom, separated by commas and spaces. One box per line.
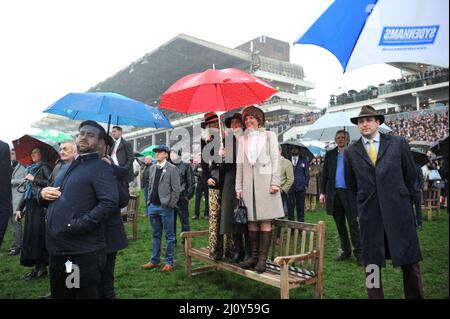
0, 0, 402, 145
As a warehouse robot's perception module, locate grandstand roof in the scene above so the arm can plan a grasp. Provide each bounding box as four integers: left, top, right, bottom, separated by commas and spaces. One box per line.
87, 34, 254, 110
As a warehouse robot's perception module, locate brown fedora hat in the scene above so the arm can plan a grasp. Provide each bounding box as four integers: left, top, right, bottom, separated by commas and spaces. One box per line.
350, 105, 384, 125
201, 112, 219, 129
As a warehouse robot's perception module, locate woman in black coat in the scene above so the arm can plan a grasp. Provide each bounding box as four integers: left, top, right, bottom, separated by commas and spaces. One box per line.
16, 147, 52, 280
219, 113, 248, 263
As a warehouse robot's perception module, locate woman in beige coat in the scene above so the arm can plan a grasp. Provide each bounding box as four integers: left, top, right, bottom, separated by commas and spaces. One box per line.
236, 106, 284, 273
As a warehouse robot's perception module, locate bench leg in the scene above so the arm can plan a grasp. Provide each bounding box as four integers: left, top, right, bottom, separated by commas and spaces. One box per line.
315, 276, 323, 299
280, 264, 289, 299
185, 238, 192, 277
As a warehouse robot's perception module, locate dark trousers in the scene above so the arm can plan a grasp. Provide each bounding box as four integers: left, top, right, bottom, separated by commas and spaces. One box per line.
365, 263, 424, 299
412, 191, 423, 227
49, 251, 106, 299
288, 190, 306, 222
99, 252, 117, 299
333, 189, 361, 256
174, 198, 190, 235
194, 182, 209, 217
0, 209, 10, 249
281, 192, 289, 216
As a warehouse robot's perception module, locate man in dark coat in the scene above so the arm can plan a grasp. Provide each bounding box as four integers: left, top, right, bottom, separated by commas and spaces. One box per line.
40, 120, 119, 299
109, 126, 134, 182
344, 105, 424, 299
0, 140, 12, 249
320, 130, 361, 265
287, 146, 309, 222
170, 149, 195, 239
98, 135, 128, 299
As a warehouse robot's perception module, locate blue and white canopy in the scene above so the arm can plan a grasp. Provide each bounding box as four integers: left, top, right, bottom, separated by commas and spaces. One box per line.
295, 0, 449, 72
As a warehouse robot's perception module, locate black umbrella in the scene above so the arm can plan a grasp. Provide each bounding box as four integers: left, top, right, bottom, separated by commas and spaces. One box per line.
431, 135, 449, 157
280, 141, 314, 161
410, 148, 429, 167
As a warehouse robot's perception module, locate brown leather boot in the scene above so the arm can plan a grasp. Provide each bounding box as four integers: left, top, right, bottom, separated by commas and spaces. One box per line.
238, 231, 259, 269
254, 231, 272, 273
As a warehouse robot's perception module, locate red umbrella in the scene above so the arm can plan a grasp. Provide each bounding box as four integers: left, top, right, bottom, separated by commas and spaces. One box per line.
160, 68, 277, 113
12, 135, 60, 168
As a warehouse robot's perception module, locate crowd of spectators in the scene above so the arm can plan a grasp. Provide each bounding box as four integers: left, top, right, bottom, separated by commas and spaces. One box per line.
385, 110, 448, 143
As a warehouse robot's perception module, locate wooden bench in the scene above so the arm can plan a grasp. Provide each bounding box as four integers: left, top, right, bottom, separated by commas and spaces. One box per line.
423, 188, 441, 221
121, 194, 139, 241
180, 219, 325, 299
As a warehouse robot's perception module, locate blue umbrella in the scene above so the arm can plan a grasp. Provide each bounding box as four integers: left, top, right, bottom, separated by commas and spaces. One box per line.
307, 145, 325, 157
294, 0, 449, 72
43, 92, 173, 134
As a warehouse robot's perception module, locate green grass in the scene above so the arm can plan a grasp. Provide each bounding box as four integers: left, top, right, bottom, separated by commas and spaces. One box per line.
0, 192, 448, 299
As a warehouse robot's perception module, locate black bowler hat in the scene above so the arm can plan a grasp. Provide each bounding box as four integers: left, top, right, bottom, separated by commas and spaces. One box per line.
224, 113, 243, 128
350, 105, 385, 125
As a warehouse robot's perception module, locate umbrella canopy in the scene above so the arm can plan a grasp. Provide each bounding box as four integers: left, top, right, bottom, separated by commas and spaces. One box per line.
12, 135, 60, 168
160, 68, 277, 113
294, 0, 449, 72
280, 141, 314, 161
410, 147, 430, 167
43, 92, 173, 134
303, 111, 392, 141
140, 145, 157, 157
431, 135, 449, 157
307, 145, 326, 157
36, 129, 74, 143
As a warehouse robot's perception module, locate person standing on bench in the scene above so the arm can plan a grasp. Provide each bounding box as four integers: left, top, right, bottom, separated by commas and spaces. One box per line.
141, 145, 181, 272
236, 106, 284, 273
344, 105, 424, 299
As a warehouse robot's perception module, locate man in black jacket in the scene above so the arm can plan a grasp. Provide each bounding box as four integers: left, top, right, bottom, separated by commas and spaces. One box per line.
98, 135, 128, 299
319, 130, 361, 265
40, 120, 119, 299
170, 149, 195, 240
109, 126, 134, 183
0, 140, 12, 249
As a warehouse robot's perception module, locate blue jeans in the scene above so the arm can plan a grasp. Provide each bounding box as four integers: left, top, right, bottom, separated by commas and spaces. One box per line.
144, 186, 149, 213
148, 204, 175, 265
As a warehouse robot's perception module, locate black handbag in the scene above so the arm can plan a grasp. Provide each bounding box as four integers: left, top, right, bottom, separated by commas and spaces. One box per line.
233, 199, 248, 225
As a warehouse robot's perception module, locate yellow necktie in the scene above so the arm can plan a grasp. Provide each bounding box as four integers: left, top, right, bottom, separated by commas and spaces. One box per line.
368, 139, 377, 166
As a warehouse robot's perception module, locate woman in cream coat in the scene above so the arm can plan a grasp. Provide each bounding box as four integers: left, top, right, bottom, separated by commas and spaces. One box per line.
236, 106, 284, 273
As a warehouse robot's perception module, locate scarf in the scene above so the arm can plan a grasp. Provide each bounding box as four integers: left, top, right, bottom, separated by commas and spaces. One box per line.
24, 162, 43, 200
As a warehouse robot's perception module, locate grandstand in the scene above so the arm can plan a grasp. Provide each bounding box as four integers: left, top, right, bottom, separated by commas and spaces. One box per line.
31, 34, 319, 153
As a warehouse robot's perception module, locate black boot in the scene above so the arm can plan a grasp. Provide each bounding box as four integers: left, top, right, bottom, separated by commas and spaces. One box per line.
254, 231, 272, 273
230, 234, 245, 264
243, 231, 251, 260
238, 231, 259, 269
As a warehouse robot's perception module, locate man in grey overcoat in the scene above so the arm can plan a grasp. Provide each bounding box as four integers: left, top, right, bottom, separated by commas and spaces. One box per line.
9, 148, 27, 255
344, 105, 424, 299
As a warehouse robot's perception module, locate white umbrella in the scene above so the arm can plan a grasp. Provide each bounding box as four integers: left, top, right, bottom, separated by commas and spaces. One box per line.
303, 111, 392, 141
295, 0, 449, 72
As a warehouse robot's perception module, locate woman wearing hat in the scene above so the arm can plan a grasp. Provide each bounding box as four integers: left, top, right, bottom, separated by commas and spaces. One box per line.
235, 106, 284, 273
200, 112, 233, 260
219, 113, 249, 263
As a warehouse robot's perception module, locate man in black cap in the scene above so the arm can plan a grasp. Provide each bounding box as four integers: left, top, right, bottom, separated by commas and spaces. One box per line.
344, 105, 424, 299
141, 145, 181, 271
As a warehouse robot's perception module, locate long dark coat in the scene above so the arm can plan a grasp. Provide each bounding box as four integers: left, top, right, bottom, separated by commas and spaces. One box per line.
344, 133, 421, 267
220, 134, 246, 235
17, 162, 52, 267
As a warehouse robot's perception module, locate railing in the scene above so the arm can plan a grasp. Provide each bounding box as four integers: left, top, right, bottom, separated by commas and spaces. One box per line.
329, 69, 449, 107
